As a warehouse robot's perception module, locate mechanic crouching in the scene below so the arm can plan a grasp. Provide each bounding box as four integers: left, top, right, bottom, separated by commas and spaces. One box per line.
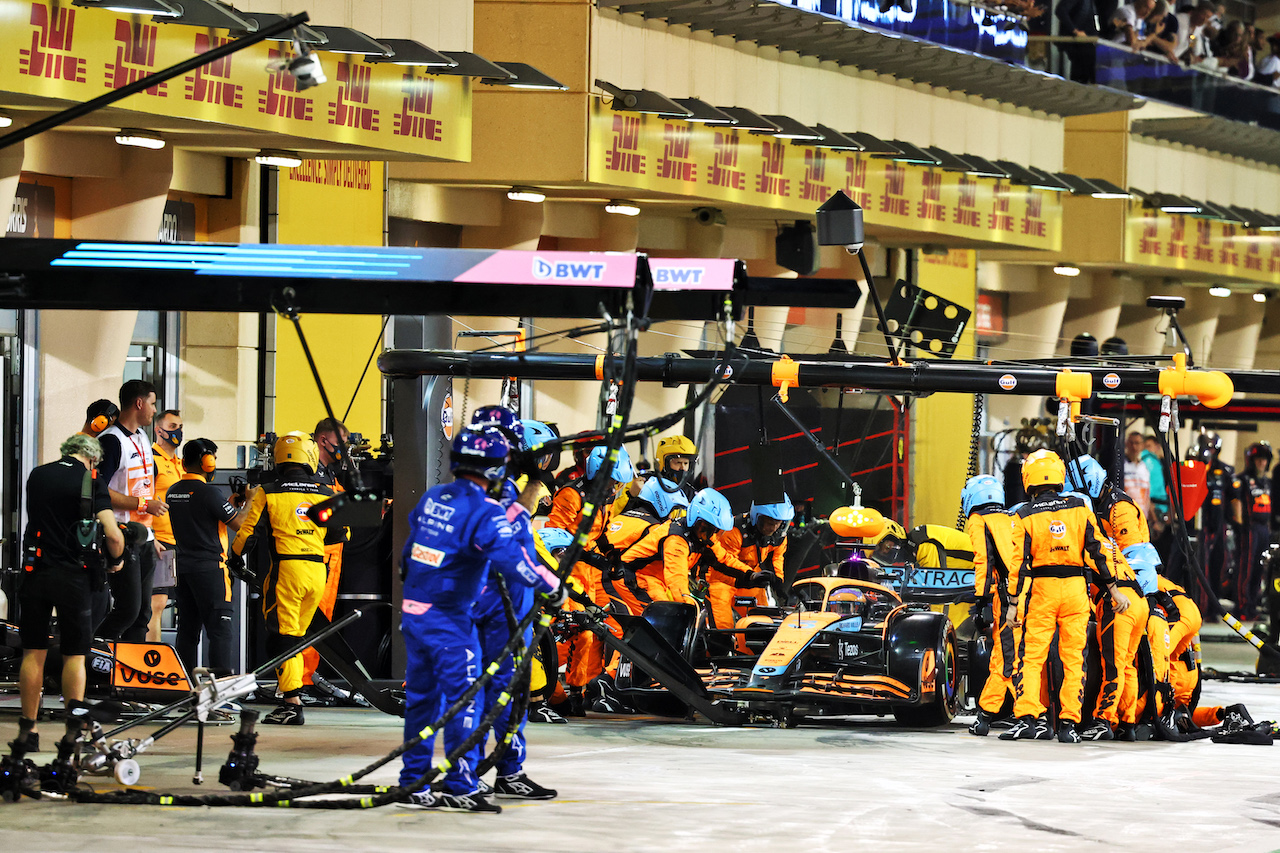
398, 427, 564, 814
1001, 450, 1130, 743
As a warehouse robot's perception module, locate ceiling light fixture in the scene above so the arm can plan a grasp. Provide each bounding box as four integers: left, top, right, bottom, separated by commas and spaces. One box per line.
484, 62, 567, 90
595, 80, 689, 115
757, 115, 823, 141
1209, 286, 1231, 298
255, 149, 303, 168
115, 128, 164, 149
364, 39, 454, 67
74, 0, 180, 16
0, 110, 13, 129
432, 51, 511, 79
308, 26, 392, 56
154, 0, 253, 29
507, 187, 545, 203
1053, 264, 1081, 277
1254, 291, 1268, 303
662, 98, 735, 124
605, 201, 640, 216
716, 107, 779, 133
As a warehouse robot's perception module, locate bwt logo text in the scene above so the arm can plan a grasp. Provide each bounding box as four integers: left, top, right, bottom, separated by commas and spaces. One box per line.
532, 257, 606, 281
653, 267, 704, 285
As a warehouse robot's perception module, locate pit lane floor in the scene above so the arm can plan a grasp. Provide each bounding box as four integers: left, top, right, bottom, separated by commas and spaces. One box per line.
3, 638, 1280, 853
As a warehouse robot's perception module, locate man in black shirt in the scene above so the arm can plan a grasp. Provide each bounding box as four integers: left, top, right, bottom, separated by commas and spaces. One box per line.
166, 439, 245, 674
12, 434, 125, 755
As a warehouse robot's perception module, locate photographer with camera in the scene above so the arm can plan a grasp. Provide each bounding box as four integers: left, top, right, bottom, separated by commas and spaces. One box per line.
10, 434, 125, 756
166, 439, 247, 675
96, 380, 168, 642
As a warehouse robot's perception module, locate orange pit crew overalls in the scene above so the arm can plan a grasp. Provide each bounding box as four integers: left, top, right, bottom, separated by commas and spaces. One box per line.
712, 517, 786, 651
1009, 490, 1116, 725
599, 507, 665, 617
1159, 577, 1223, 727
619, 519, 755, 607
966, 507, 1018, 716
1093, 539, 1150, 729
549, 477, 618, 690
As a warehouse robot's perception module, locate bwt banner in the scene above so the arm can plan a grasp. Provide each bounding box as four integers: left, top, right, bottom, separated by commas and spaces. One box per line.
0, 0, 471, 160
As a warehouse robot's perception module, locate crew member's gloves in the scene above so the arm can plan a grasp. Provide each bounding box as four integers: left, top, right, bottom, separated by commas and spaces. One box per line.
1150, 590, 1181, 623
970, 599, 991, 635
540, 583, 569, 610
747, 571, 776, 589
226, 553, 256, 585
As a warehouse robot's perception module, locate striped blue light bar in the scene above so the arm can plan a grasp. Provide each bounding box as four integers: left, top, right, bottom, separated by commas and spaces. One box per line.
51, 242, 425, 279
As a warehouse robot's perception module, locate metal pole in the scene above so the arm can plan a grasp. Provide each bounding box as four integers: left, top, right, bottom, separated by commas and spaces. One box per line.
0, 12, 310, 150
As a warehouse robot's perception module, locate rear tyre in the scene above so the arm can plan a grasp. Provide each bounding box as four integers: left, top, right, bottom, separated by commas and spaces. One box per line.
892, 622, 960, 727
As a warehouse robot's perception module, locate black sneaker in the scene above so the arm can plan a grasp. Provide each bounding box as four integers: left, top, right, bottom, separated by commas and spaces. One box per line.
1115, 722, 1136, 741
476, 779, 493, 796
433, 791, 502, 814
495, 773, 558, 800
969, 709, 994, 737
1057, 722, 1082, 743
396, 790, 439, 810
1079, 721, 1114, 741
591, 695, 632, 714
999, 715, 1052, 740
7, 732, 39, 754
262, 703, 305, 726
529, 702, 568, 724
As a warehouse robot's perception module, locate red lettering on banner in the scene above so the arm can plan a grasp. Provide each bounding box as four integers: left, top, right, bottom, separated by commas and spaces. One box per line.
1193, 219, 1214, 262
105, 19, 166, 95
987, 181, 1013, 232
1166, 215, 1188, 259
916, 169, 944, 221
1244, 230, 1263, 271
953, 175, 980, 228
329, 60, 379, 131
259, 47, 314, 121
19, 3, 86, 82
1269, 242, 1280, 274
393, 70, 440, 141
1218, 224, 1238, 267
1139, 218, 1161, 256
1019, 191, 1045, 237
843, 154, 871, 208
186, 34, 242, 108
879, 162, 909, 216
799, 148, 829, 202
604, 115, 645, 174
288, 160, 373, 190
708, 132, 745, 190
756, 140, 790, 196
656, 124, 696, 182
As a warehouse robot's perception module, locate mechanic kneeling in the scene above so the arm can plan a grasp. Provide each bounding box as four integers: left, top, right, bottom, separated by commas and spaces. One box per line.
11, 434, 125, 758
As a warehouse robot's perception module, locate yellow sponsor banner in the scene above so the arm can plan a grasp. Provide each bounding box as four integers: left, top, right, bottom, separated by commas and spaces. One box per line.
0, 0, 470, 160
1124, 202, 1280, 285
273, 160, 384, 440
586, 100, 1060, 251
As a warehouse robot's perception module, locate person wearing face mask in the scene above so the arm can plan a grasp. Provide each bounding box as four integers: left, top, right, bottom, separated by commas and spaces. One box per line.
297, 418, 352, 696
148, 409, 185, 642
710, 493, 793, 647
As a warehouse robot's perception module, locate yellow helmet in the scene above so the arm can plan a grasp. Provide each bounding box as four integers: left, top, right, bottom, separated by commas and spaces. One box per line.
1022, 449, 1066, 490
655, 435, 698, 475
867, 519, 907, 546
274, 430, 319, 473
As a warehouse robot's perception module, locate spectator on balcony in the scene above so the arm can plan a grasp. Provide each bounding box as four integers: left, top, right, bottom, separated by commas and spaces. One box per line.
1055, 0, 1101, 82
1112, 0, 1158, 50
1203, 2, 1225, 40
1214, 20, 1254, 79
1173, 1, 1216, 64
1256, 33, 1280, 86
1144, 1, 1181, 63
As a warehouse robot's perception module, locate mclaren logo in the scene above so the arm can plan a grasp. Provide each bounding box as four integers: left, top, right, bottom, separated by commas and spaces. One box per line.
532, 256, 606, 282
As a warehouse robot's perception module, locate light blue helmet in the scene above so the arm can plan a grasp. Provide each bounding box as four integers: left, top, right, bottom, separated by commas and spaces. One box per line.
639, 477, 690, 519
586, 445, 635, 483
518, 419, 560, 473
750, 494, 795, 526
1064, 455, 1107, 500
961, 475, 1005, 517
687, 488, 734, 532
538, 527, 573, 553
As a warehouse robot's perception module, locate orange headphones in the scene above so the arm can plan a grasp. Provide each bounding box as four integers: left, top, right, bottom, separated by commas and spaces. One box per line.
87, 400, 119, 436
183, 438, 218, 475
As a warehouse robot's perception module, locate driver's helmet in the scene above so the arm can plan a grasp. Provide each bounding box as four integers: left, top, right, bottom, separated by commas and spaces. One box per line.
867, 519, 908, 566
828, 587, 868, 618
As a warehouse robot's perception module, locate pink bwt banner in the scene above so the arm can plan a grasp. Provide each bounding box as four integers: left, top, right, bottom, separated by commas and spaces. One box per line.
453, 251, 639, 287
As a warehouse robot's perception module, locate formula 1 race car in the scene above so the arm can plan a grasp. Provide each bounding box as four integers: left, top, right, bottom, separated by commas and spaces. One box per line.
607, 571, 972, 728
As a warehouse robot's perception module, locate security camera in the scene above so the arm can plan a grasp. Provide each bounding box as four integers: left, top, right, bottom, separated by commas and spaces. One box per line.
1146, 295, 1186, 311
693, 207, 725, 226
286, 48, 326, 91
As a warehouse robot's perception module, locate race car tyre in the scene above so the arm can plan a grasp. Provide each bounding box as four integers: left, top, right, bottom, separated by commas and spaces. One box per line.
890, 614, 961, 727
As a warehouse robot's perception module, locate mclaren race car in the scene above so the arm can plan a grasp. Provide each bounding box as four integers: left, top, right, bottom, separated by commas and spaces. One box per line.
608, 571, 972, 728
